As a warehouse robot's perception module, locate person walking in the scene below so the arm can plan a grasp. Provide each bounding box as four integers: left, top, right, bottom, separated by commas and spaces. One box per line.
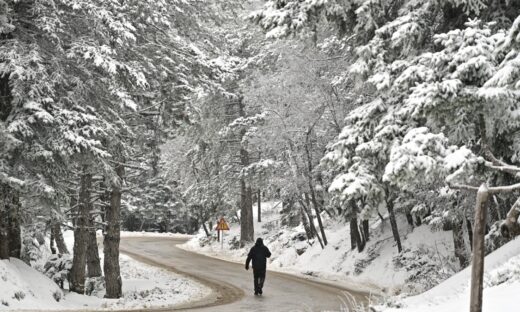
245, 238, 271, 295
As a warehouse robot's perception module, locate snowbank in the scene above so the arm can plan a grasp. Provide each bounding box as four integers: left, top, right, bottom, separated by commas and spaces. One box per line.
0, 258, 63, 310
378, 237, 520, 312
0, 230, 209, 311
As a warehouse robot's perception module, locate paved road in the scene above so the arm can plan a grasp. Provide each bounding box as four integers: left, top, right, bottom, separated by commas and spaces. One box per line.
120, 237, 368, 312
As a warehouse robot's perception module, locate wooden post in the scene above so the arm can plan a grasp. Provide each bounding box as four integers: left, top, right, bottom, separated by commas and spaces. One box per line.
470, 183, 490, 312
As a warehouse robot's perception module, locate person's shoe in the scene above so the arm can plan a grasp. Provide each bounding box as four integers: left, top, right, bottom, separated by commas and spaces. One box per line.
259, 289, 263, 295
254, 291, 259, 296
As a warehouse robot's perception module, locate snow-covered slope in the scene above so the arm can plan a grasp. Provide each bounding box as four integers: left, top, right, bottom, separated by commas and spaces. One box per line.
181, 201, 458, 296
377, 237, 520, 312
0, 258, 63, 310
0, 231, 209, 311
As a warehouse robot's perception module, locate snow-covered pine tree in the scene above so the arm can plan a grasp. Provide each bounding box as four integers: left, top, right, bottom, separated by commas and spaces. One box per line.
250, 0, 520, 261
0, 0, 245, 299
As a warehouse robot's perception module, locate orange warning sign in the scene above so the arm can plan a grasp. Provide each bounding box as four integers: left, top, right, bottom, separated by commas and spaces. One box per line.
215, 217, 230, 231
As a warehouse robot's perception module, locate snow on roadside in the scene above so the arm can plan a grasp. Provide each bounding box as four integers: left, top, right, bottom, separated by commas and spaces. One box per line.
376, 237, 520, 312
62, 252, 210, 311
0, 230, 209, 311
0, 258, 63, 310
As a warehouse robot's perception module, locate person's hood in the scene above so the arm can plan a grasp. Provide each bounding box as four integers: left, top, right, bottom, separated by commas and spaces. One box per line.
255, 238, 263, 246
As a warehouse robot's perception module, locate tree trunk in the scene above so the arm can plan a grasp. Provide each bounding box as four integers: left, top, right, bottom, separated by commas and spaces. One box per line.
240, 178, 254, 246
349, 216, 358, 251
202, 222, 210, 237
257, 189, 261, 223
50, 226, 57, 255
462, 215, 472, 256
303, 193, 322, 243
51, 221, 69, 254
299, 198, 323, 248
0, 183, 21, 259
234, 210, 240, 225
86, 217, 102, 278
310, 188, 327, 246
405, 212, 414, 227
304, 139, 327, 246
488, 198, 500, 225
0, 70, 14, 259
0, 184, 9, 260
99, 181, 109, 224
70, 171, 92, 294
0, 70, 13, 259
104, 163, 123, 299
8, 189, 21, 259
386, 189, 402, 253
362, 219, 369, 241
349, 205, 365, 252
238, 96, 254, 246
70, 195, 78, 227
300, 205, 314, 240
453, 219, 469, 267
350, 218, 365, 252
316, 173, 327, 212
466, 218, 473, 250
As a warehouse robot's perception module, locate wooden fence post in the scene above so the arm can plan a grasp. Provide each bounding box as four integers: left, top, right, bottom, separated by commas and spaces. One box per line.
469, 183, 490, 312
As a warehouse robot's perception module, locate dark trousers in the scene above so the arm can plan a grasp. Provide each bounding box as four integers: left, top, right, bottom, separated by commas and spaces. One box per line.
253, 269, 266, 293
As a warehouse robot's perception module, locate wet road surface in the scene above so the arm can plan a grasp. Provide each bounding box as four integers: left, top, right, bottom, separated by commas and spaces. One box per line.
120, 237, 368, 312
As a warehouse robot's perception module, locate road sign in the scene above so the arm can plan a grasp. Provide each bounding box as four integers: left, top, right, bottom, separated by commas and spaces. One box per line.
215, 217, 229, 249
215, 217, 230, 231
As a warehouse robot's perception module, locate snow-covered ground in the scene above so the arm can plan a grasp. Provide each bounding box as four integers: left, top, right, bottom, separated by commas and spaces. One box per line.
0, 230, 209, 311
179, 201, 458, 297
376, 237, 520, 312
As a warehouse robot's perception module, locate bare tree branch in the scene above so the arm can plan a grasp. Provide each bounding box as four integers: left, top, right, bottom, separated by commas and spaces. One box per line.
481, 145, 520, 175
500, 197, 520, 238
447, 183, 479, 191
483, 162, 520, 174
489, 182, 520, 194
448, 182, 520, 194
108, 160, 146, 171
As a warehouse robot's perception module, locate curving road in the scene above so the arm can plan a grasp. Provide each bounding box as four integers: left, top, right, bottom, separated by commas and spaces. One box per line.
120, 237, 368, 312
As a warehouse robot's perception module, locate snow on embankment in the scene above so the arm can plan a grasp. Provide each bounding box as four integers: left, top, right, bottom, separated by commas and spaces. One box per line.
0, 231, 209, 311
0, 258, 63, 310
379, 237, 520, 312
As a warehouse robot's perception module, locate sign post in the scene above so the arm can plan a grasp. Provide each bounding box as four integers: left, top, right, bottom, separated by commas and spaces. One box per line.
215, 217, 230, 249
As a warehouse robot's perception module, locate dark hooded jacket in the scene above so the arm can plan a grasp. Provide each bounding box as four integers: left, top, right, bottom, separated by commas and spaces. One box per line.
246, 238, 271, 272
